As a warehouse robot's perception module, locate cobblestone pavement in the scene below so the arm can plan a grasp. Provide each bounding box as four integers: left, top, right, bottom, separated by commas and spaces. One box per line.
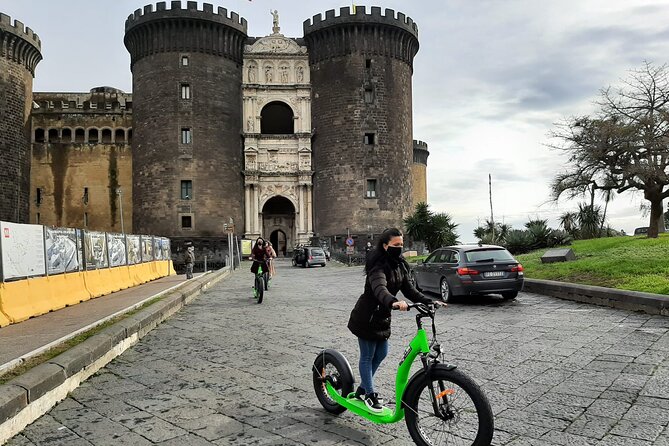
9, 261, 669, 445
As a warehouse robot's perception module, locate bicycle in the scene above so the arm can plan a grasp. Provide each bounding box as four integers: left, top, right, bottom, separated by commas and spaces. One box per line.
253, 264, 265, 304
312, 302, 494, 446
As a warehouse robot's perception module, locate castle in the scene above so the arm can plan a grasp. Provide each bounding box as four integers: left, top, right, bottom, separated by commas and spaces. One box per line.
0, 3, 429, 257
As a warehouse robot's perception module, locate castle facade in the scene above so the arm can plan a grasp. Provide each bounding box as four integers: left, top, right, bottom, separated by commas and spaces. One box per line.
1, 3, 429, 254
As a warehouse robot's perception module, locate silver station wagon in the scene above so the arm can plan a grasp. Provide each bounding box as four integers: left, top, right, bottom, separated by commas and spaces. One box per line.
411, 245, 524, 301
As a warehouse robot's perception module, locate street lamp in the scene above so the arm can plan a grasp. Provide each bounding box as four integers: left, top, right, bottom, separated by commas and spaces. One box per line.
117, 188, 125, 234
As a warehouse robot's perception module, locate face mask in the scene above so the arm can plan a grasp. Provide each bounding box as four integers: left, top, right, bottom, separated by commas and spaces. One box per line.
387, 246, 402, 258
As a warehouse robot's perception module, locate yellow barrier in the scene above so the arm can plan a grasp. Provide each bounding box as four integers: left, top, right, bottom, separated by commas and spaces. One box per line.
0, 261, 175, 327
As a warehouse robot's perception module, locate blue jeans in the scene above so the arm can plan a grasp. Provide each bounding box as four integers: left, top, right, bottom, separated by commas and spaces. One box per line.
358, 337, 389, 395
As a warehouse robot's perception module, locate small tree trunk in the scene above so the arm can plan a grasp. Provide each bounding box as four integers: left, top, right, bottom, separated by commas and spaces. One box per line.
646, 195, 663, 238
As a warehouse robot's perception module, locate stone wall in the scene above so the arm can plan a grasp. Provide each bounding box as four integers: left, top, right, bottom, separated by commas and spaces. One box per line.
30, 91, 133, 231
0, 13, 42, 223
304, 6, 420, 237
125, 3, 247, 238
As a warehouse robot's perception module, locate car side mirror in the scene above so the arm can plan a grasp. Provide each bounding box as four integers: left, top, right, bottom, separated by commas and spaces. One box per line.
416, 260, 423, 265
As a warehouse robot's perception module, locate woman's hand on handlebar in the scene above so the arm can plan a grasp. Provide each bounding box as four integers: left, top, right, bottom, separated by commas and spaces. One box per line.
392, 300, 409, 311
433, 300, 448, 308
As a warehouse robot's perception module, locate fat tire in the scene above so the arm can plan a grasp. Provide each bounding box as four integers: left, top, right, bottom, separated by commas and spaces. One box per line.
312, 349, 354, 415
256, 275, 264, 304
440, 277, 452, 303
404, 366, 494, 446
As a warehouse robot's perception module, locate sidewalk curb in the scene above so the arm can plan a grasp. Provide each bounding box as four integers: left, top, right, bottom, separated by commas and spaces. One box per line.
524, 278, 669, 316
0, 268, 232, 444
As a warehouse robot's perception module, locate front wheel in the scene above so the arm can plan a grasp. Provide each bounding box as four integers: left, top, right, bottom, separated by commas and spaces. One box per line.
404, 366, 494, 446
312, 350, 354, 415
255, 275, 264, 304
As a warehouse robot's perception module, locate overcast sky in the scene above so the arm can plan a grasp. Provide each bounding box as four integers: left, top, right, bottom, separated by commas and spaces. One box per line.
4, 0, 669, 241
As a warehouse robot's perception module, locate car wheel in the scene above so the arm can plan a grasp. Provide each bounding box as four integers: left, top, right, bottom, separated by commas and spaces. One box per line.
502, 291, 518, 300
440, 278, 452, 302
292, 259, 296, 267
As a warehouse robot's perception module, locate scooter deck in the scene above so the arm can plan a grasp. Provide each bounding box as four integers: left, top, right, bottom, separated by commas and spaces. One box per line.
344, 393, 394, 417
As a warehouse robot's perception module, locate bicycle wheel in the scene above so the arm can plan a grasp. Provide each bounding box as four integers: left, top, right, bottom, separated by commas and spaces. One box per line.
312, 349, 354, 415
255, 275, 264, 304
404, 366, 494, 446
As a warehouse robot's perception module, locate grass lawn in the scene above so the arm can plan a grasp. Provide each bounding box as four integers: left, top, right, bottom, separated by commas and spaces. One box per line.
515, 233, 669, 295
405, 234, 669, 295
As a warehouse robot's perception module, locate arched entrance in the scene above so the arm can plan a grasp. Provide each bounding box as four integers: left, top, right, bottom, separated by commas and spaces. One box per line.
270, 229, 287, 257
262, 196, 295, 257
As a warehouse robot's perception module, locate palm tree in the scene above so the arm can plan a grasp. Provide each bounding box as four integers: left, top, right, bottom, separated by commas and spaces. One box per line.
559, 212, 579, 237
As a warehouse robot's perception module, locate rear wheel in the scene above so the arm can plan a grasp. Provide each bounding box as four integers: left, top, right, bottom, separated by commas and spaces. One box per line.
255, 275, 264, 304
404, 366, 494, 446
292, 258, 297, 267
312, 350, 354, 415
502, 291, 518, 300
440, 278, 452, 302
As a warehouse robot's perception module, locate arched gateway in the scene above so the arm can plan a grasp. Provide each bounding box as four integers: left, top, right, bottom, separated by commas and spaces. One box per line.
242, 25, 313, 248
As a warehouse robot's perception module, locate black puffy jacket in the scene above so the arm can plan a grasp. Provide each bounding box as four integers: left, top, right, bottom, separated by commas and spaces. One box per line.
348, 259, 432, 341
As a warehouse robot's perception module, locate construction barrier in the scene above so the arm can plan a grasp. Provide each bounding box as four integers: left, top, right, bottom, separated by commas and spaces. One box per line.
0, 260, 174, 327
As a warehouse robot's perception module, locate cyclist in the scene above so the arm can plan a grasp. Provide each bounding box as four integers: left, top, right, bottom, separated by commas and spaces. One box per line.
265, 241, 277, 278
347, 227, 446, 413
250, 237, 269, 292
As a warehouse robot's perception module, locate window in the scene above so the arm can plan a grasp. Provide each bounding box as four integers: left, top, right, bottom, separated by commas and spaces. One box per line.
36, 213, 40, 224
364, 88, 374, 104
180, 83, 191, 99
366, 59, 372, 69
34, 128, 45, 143
424, 250, 441, 264
101, 129, 112, 143
75, 128, 85, 143
260, 101, 294, 134
366, 179, 377, 198
181, 180, 192, 200
181, 55, 189, 66
62, 128, 72, 142
36, 187, 43, 206
364, 133, 375, 145
181, 215, 192, 229
181, 128, 192, 144
84, 212, 89, 227
48, 129, 59, 143
88, 128, 99, 143
83, 187, 89, 205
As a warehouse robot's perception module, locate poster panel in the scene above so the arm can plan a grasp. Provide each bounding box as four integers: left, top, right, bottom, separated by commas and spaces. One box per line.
126, 235, 141, 265
107, 233, 127, 267
160, 238, 171, 259
153, 237, 163, 260
75, 229, 84, 271
45, 227, 79, 275
241, 239, 252, 257
141, 235, 154, 262
0, 222, 46, 280
84, 231, 109, 269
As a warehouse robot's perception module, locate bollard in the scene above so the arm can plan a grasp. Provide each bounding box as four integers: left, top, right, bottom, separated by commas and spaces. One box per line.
204, 255, 207, 272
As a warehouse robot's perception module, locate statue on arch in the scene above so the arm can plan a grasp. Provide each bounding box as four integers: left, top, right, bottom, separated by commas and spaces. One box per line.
270, 9, 280, 34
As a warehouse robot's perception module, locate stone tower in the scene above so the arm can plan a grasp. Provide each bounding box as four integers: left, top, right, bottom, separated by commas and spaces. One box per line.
411, 139, 429, 209
124, 2, 247, 237
0, 13, 42, 223
304, 7, 419, 237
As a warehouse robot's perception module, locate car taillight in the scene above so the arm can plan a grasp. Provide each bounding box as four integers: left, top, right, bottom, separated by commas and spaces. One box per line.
511, 264, 524, 272
457, 267, 480, 276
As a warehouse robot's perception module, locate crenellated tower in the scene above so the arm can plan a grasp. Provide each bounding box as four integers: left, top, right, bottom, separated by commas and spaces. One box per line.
124, 1, 247, 237
411, 139, 429, 209
304, 6, 419, 237
0, 12, 42, 223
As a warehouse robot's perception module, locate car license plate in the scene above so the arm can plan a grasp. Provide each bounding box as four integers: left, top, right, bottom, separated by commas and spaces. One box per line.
484, 271, 504, 278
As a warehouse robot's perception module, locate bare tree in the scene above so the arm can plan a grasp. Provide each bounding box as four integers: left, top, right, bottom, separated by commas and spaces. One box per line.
550, 62, 669, 238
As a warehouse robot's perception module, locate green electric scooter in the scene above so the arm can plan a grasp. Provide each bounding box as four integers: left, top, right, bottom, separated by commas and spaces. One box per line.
313, 302, 494, 446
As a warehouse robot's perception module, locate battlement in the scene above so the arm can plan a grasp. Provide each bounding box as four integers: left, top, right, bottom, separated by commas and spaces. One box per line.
125, 2, 247, 35
33, 90, 133, 113
0, 13, 41, 50
303, 6, 418, 39
413, 140, 428, 151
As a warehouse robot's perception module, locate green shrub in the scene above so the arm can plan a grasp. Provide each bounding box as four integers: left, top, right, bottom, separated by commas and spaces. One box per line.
505, 229, 533, 254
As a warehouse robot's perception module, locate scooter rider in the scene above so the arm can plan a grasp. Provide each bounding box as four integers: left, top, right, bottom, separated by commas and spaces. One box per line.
347, 228, 446, 413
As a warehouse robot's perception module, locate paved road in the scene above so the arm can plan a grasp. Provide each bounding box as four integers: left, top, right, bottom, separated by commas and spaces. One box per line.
9, 261, 669, 445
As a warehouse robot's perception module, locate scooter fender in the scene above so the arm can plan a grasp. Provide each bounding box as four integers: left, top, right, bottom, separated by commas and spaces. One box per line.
315, 349, 354, 380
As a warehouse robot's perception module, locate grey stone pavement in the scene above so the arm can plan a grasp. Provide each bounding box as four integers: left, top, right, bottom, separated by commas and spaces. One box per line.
8, 260, 669, 445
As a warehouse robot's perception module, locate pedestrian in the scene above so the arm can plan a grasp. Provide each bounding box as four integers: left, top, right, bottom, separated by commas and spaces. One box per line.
266, 241, 277, 278
347, 227, 446, 413
184, 243, 195, 279
365, 241, 372, 260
